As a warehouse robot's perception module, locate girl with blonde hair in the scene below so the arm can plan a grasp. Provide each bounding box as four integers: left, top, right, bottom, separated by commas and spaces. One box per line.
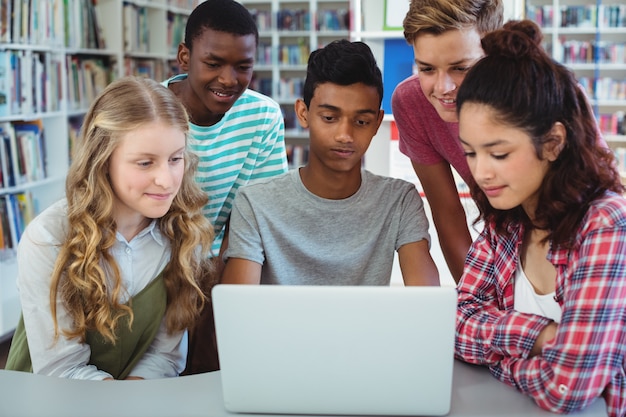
6, 76, 215, 380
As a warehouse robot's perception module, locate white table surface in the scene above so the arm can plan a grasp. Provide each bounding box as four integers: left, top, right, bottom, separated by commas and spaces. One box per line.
0, 360, 607, 417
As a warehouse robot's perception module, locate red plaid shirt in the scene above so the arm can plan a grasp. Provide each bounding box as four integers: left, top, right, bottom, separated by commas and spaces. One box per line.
456, 192, 626, 417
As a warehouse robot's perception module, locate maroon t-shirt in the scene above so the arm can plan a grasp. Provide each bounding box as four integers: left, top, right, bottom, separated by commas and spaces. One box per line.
391, 74, 472, 186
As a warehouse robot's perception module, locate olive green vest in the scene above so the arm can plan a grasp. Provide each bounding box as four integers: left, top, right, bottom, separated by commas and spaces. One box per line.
5, 273, 166, 380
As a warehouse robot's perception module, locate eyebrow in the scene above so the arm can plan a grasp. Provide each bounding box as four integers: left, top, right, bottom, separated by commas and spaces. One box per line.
202, 52, 254, 64
458, 137, 509, 148
414, 58, 471, 66
129, 146, 186, 157
317, 104, 379, 115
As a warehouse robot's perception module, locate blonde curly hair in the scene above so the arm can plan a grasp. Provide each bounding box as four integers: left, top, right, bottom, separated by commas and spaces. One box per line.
50, 77, 215, 344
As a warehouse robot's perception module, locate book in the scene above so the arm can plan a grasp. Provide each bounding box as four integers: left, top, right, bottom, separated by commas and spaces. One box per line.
0, 196, 13, 250
0, 49, 10, 117
13, 120, 45, 183
0, 124, 15, 187
0, 122, 24, 186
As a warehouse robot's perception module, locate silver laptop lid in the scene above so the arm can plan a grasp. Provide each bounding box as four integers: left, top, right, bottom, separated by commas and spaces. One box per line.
212, 284, 456, 416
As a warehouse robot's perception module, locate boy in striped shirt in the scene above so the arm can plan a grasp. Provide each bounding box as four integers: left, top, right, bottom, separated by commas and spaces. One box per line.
163, 0, 288, 374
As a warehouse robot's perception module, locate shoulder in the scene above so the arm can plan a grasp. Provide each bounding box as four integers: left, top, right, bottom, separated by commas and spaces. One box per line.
233, 89, 281, 113
20, 199, 69, 246
363, 171, 420, 198
392, 75, 423, 104
237, 171, 292, 197
582, 192, 626, 230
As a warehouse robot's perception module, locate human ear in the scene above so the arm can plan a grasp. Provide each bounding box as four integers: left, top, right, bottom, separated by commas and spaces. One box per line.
294, 99, 309, 129
543, 122, 566, 162
177, 43, 190, 71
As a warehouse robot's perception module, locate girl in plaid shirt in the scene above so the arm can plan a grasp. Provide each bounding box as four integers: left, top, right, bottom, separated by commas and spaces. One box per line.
455, 20, 626, 417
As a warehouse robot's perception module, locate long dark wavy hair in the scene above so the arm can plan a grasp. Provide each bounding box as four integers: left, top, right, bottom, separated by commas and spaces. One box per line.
456, 19, 623, 248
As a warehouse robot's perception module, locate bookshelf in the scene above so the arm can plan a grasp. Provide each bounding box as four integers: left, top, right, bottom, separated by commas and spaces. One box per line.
0, 0, 198, 339
65, 0, 196, 114
0, 0, 72, 338
239, 0, 350, 167
526, 0, 626, 174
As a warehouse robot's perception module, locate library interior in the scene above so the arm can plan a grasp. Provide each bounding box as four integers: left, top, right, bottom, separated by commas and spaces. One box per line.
0, 0, 625, 416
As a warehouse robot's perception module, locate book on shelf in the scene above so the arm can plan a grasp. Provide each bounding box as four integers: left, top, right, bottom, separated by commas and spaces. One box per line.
285, 144, 309, 168
0, 196, 13, 253
123, 3, 150, 53
277, 9, 310, 31
66, 55, 110, 110
1, 0, 65, 45
0, 0, 9, 43
67, 114, 84, 163
0, 191, 35, 251
0, 49, 62, 116
0, 120, 46, 187
13, 120, 46, 183
167, 11, 187, 56
0, 49, 9, 117
0, 121, 23, 186
0, 127, 10, 188
65, 0, 105, 49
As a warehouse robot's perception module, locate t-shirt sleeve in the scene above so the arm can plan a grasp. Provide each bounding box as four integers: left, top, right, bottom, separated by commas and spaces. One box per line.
223, 189, 265, 265
391, 76, 445, 166
395, 183, 431, 250
249, 101, 289, 181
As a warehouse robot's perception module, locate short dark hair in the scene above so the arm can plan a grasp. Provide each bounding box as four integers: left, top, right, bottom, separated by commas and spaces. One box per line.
302, 40, 383, 108
457, 19, 623, 247
184, 0, 259, 50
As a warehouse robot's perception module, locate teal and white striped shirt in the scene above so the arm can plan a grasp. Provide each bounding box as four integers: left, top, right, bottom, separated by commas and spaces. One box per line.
164, 75, 288, 254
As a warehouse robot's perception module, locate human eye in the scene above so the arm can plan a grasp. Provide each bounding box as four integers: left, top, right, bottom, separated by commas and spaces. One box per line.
205, 61, 220, 69
463, 150, 475, 158
170, 155, 184, 164
417, 66, 433, 74
320, 114, 336, 122
239, 64, 253, 72
355, 117, 373, 127
137, 160, 152, 168
492, 153, 508, 160
454, 65, 472, 73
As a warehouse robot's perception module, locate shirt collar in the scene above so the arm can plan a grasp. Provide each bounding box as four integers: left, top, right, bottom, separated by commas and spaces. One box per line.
115, 219, 165, 247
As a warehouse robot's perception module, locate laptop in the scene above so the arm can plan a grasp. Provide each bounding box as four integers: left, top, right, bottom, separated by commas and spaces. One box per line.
212, 284, 457, 416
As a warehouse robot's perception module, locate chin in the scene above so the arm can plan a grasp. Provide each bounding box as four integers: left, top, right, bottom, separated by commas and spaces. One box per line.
436, 109, 459, 123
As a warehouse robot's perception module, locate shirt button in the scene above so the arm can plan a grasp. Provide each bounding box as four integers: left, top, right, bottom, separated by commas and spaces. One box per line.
558, 384, 568, 394
125, 247, 131, 254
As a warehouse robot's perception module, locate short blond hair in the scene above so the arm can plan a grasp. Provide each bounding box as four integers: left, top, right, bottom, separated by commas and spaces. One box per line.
403, 0, 503, 43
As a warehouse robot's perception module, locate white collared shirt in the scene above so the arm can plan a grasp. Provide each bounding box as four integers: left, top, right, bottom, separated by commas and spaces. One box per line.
15, 199, 185, 380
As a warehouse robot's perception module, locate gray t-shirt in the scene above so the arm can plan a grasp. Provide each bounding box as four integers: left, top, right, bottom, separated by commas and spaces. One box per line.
225, 169, 431, 285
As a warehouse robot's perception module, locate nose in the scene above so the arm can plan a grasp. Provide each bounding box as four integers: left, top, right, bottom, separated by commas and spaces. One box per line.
335, 119, 354, 143
434, 72, 456, 96
471, 155, 493, 183
218, 66, 237, 87
154, 163, 175, 189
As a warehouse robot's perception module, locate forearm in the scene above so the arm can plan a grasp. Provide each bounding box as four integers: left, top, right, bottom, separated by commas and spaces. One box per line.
437, 222, 472, 284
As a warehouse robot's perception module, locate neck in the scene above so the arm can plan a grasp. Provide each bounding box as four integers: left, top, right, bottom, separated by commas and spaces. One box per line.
116, 216, 151, 242
170, 78, 223, 126
299, 165, 362, 200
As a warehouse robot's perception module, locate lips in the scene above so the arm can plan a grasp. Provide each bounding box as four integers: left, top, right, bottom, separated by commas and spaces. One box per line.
212, 89, 236, 97
332, 148, 355, 158
481, 186, 505, 198
146, 193, 172, 201
438, 97, 456, 108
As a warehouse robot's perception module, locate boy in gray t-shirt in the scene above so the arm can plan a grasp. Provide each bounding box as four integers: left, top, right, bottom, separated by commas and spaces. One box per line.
221, 40, 440, 286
